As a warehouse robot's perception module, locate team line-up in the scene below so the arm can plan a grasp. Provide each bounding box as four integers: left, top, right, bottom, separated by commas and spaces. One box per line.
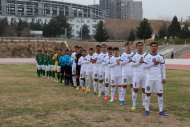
35, 41, 167, 116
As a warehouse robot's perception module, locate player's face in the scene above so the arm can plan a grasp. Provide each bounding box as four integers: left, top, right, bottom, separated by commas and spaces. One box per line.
150, 44, 158, 53
101, 46, 107, 52
82, 51, 86, 56
108, 49, 113, 55
89, 50, 93, 54
136, 43, 144, 52
96, 47, 101, 52
114, 50, 119, 56
125, 43, 132, 51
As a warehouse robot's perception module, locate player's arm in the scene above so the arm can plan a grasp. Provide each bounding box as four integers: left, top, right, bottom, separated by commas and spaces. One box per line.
108, 58, 117, 67
160, 57, 166, 83
78, 57, 83, 65
120, 55, 128, 66
130, 56, 140, 67
143, 56, 154, 69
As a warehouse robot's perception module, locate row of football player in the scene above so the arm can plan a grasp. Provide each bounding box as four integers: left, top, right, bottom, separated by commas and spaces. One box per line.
35, 41, 167, 116
70, 42, 167, 116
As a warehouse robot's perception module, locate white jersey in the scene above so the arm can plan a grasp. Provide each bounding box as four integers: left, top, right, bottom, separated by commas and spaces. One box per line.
102, 54, 112, 74
92, 52, 101, 71
109, 56, 122, 77
120, 52, 135, 76
97, 52, 108, 72
78, 56, 87, 72
71, 52, 77, 66
131, 53, 147, 73
144, 53, 166, 80
85, 54, 94, 72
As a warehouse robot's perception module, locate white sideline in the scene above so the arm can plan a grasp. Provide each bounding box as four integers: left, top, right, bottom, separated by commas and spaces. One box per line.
0, 58, 189, 65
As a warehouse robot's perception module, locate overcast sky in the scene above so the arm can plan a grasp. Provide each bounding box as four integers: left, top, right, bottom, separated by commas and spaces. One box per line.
58, 0, 190, 20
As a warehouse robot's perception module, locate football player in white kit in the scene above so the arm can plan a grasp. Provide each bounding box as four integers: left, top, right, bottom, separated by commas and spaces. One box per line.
131, 42, 147, 111
102, 47, 113, 100
109, 47, 122, 102
71, 46, 79, 87
85, 48, 94, 93
78, 49, 87, 91
91, 45, 101, 95
97, 44, 108, 97
143, 42, 167, 116
120, 42, 135, 106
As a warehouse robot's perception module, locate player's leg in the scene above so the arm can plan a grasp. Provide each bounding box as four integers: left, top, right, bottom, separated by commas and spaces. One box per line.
121, 76, 127, 106
132, 74, 140, 110
117, 76, 123, 104
85, 71, 91, 92
141, 74, 146, 107
104, 73, 110, 100
80, 71, 85, 91
144, 79, 153, 116
110, 76, 116, 102
156, 79, 166, 116
37, 65, 41, 77
72, 65, 77, 87
93, 71, 99, 95
57, 66, 61, 82
68, 65, 73, 86
98, 71, 105, 97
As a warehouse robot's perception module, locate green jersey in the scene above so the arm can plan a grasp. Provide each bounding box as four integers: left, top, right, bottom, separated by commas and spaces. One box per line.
43, 54, 49, 66
36, 54, 44, 65
48, 54, 54, 65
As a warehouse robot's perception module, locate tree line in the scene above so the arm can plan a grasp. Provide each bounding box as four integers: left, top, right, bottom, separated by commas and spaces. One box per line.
0, 16, 190, 43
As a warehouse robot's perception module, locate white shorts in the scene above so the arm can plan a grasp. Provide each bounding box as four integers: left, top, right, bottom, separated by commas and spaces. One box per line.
72, 64, 76, 74
54, 66, 61, 72
45, 65, 49, 71
122, 75, 133, 85
93, 70, 99, 79
145, 78, 163, 93
99, 71, 105, 80
80, 71, 86, 79
105, 72, 111, 84
48, 65, 54, 71
111, 76, 122, 86
86, 71, 93, 80
133, 72, 146, 89
41, 65, 45, 70
36, 63, 38, 69
37, 65, 42, 70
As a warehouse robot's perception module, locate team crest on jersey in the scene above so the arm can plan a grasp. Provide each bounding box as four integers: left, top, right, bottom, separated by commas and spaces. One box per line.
106, 79, 108, 82
94, 74, 97, 77
124, 79, 127, 83
111, 80, 114, 84
99, 75, 102, 78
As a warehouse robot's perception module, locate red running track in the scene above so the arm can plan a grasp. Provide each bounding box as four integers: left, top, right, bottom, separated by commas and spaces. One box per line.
166, 64, 190, 71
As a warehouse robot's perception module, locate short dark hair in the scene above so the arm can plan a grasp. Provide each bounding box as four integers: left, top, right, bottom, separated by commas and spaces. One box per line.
125, 42, 131, 46
58, 49, 62, 51
82, 49, 86, 52
65, 49, 69, 52
113, 47, 119, 51
107, 46, 113, 51
96, 45, 101, 48
136, 42, 144, 46
150, 42, 158, 47
89, 48, 93, 51
75, 46, 79, 49
101, 44, 107, 47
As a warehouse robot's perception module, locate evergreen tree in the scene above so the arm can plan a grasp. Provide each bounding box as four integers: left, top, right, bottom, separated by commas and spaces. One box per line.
30, 22, 43, 30
94, 21, 109, 42
136, 18, 153, 43
0, 18, 9, 36
167, 16, 181, 38
179, 23, 190, 39
79, 24, 90, 40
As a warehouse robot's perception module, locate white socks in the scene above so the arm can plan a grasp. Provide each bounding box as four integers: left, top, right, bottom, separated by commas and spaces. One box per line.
132, 92, 137, 107
142, 93, 146, 106
111, 87, 116, 100
93, 81, 98, 93
158, 96, 164, 112
80, 79, 84, 87
118, 87, 122, 101
122, 88, 126, 101
72, 77, 77, 86
105, 87, 109, 96
145, 96, 150, 111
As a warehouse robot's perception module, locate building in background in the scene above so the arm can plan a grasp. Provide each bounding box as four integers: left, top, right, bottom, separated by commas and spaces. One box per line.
0, 0, 106, 37
99, 0, 142, 20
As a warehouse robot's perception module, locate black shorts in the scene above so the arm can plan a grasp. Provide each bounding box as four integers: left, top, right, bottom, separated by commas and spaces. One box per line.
65, 65, 72, 75
76, 65, 81, 75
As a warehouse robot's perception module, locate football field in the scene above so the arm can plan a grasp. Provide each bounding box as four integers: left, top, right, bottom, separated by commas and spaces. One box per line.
0, 64, 190, 127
